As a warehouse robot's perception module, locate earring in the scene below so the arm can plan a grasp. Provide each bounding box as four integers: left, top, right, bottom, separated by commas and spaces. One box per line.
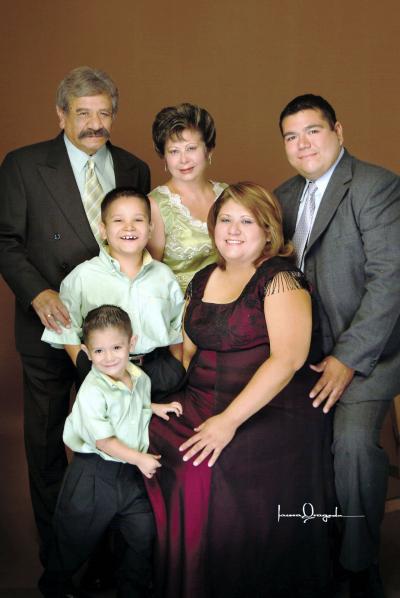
164, 162, 168, 172
208, 154, 212, 165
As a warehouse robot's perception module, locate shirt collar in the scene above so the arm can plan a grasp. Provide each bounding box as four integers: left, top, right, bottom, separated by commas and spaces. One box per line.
302, 147, 345, 200
92, 361, 142, 389
63, 133, 109, 174
98, 246, 154, 274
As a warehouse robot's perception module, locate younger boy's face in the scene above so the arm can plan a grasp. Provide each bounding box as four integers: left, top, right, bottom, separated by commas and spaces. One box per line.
99, 197, 153, 260
82, 326, 136, 382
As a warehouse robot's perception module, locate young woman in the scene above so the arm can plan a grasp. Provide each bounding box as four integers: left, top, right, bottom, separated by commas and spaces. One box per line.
147, 182, 335, 598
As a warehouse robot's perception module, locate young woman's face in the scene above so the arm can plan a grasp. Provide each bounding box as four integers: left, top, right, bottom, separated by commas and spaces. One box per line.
214, 199, 268, 266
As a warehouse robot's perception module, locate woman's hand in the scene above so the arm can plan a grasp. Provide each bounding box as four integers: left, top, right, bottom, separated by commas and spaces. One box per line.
179, 414, 237, 467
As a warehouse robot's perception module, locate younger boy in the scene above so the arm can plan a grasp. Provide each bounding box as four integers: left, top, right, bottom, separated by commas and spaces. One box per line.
38, 305, 182, 598
42, 186, 185, 399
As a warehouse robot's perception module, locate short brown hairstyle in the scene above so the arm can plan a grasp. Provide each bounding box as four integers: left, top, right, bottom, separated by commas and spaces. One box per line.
82, 305, 132, 345
101, 187, 151, 222
279, 94, 337, 134
207, 182, 294, 269
152, 102, 216, 157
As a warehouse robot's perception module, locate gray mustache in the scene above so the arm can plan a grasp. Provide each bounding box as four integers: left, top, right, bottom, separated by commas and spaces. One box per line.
79, 128, 110, 139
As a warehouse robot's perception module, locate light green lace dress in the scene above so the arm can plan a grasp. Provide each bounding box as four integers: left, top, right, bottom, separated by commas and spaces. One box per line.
149, 181, 227, 292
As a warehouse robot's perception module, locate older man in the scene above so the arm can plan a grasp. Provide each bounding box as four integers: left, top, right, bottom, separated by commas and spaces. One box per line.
0, 66, 150, 564
275, 94, 400, 598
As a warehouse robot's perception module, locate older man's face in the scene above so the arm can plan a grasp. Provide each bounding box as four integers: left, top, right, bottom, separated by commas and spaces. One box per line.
56, 94, 114, 155
281, 108, 343, 180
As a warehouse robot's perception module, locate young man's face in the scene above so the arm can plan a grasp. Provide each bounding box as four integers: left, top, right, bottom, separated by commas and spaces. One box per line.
281, 108, 343, 180
82, 326, 135, 382
99, 196, 153, 261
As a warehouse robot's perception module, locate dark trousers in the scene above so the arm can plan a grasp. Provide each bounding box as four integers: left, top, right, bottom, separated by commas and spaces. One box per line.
333, 399, 391, 571
39, 453, 155, 598
21, 351, 78, 564
139, 346, 186, 401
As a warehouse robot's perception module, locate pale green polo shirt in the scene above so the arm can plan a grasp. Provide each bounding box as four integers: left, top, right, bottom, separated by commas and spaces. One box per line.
63, 362, 152, 461
42, 248, 184, 354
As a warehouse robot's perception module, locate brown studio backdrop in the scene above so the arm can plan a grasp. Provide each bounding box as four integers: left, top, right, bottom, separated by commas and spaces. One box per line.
0, 0, 399, 585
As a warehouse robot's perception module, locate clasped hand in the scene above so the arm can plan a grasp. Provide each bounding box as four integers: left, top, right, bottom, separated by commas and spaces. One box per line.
179, 413, 236, 467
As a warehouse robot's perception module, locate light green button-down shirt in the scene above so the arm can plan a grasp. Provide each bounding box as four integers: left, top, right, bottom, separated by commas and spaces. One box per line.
42, 248, 184, 354
63, 362, 151, 461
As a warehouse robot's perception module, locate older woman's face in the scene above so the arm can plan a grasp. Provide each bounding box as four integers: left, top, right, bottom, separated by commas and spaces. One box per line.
214, 199, 268, 266
164, 129, 209, 183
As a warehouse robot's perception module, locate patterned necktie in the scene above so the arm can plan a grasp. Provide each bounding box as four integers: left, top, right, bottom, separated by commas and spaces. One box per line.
292, 181, 318, 268
82, 158, 104, 244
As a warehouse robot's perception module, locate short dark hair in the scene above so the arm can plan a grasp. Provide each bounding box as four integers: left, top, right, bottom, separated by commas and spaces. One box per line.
101, 187, 151, 222
82, 305, 132, 344
207, 182, 294, 270
56, 66, 119, 114
279, 94, 337, 134
152, 102, 216, 157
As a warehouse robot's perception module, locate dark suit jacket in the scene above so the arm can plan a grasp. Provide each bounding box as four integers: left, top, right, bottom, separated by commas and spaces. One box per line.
0, 133, 150, 356
275, 149, 400, 402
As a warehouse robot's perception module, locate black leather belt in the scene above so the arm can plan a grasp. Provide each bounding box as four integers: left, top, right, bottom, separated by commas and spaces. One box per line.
130, 347, 164, 367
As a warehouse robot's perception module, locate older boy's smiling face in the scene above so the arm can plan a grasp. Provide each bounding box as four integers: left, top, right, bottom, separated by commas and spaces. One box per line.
83, 327, 134, 382
99, 196, 153, 260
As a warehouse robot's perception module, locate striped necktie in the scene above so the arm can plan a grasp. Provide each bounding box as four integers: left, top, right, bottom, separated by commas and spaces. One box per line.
292, 181, 318, 268
82, 158, 104, 244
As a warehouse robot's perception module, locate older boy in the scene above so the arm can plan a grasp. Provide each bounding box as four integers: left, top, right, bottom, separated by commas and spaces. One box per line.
42, 187, 185, 399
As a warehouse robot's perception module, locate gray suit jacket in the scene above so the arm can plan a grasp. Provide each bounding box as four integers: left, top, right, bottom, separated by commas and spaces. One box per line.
0, 133, 150, 356
275, 149, 400, 402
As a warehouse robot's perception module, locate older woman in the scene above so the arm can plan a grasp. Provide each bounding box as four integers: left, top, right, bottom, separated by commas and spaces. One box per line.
147, 103, 226, 292
147, 183, 335, 598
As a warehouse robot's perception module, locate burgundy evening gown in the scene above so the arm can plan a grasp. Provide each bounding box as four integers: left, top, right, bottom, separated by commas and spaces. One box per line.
147, 257, 335, 598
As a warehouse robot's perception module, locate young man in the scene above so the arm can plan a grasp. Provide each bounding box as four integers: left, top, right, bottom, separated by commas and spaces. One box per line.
39, 305, 182, 598
275, 94, 400, 598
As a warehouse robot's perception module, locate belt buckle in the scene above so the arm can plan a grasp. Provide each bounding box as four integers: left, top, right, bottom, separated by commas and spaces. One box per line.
130, 354, 144, 367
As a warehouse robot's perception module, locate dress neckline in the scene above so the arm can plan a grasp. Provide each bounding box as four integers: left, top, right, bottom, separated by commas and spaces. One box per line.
158, 181, 223, 230
200, 263, 259, 306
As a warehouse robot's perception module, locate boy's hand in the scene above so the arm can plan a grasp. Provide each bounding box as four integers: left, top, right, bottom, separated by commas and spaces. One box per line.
136, 453, 161, 478
152, 401, 183, 421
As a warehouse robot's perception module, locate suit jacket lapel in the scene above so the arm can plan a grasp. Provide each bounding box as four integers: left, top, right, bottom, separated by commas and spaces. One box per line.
110, 142, 140, 186
282, 176, 305, 238
307, 150, 353, 254
37, 134, 99, 254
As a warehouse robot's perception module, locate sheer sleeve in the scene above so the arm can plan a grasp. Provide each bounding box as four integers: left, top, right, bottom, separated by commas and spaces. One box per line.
264, 269, 310, 297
